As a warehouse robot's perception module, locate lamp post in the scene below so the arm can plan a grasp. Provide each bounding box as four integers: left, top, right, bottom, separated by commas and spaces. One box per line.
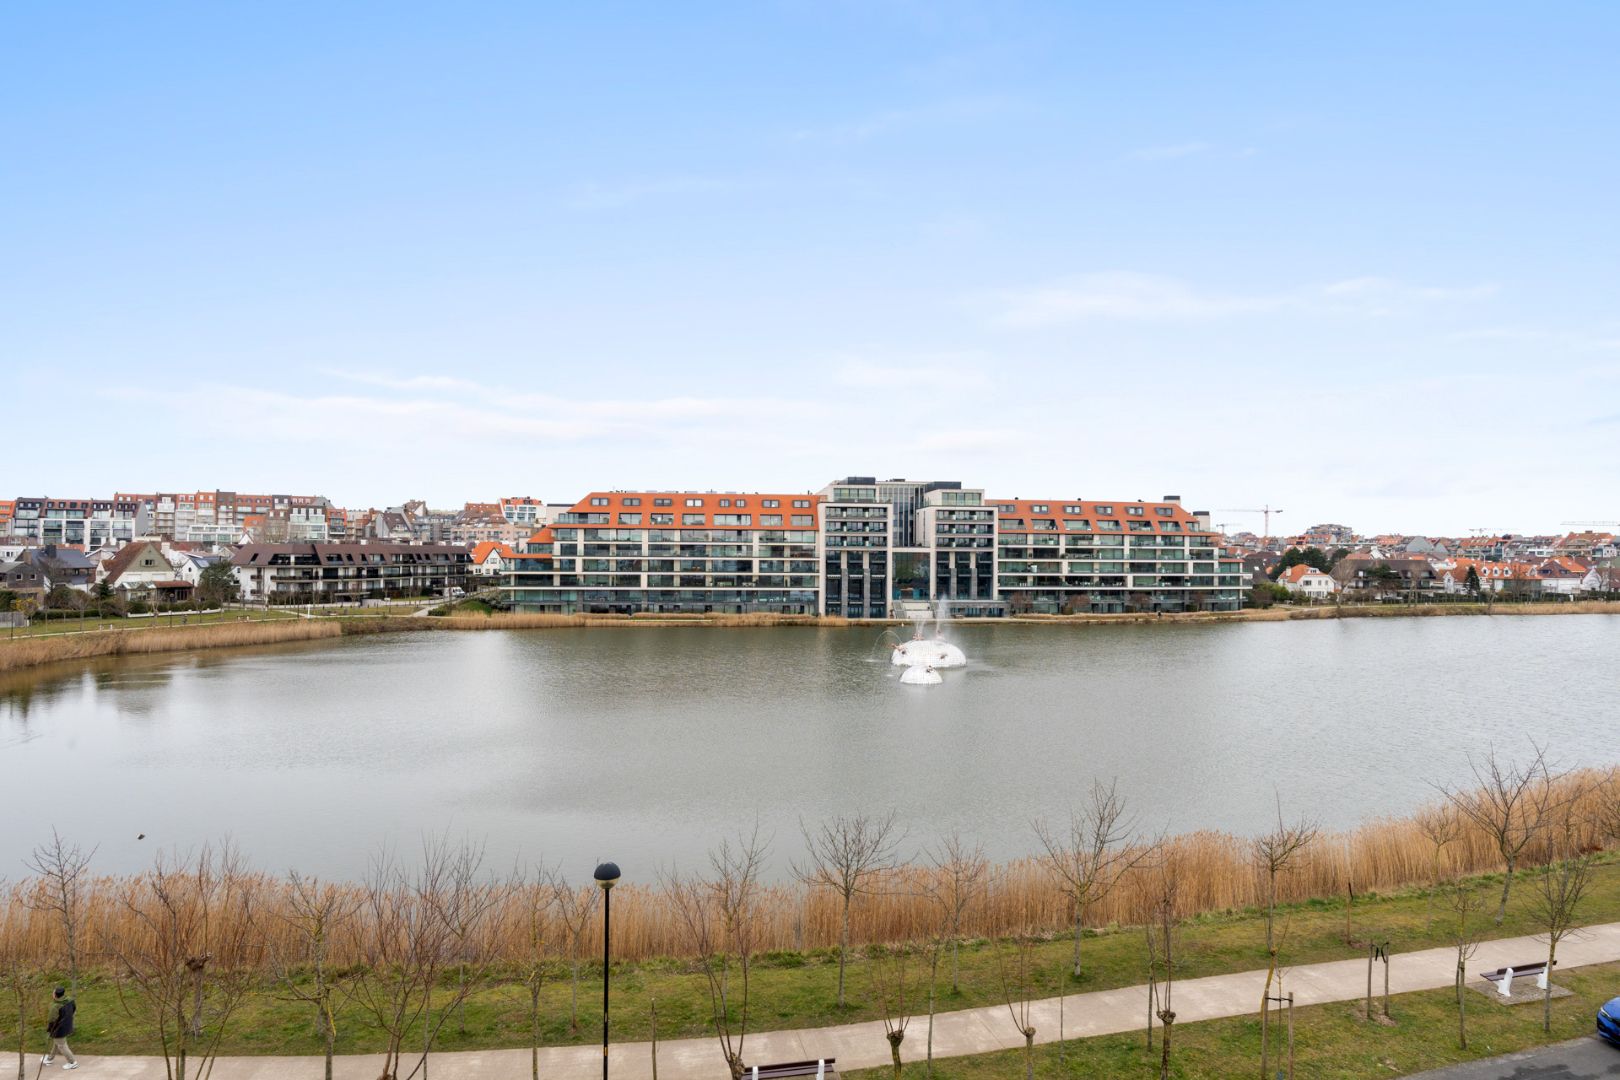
594, 861, 620, 1080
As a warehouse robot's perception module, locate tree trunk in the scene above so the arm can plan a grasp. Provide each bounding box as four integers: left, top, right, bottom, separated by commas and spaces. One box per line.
323, 1004, 335, 1080
1023, 1029, 1034, 1080
1455, 962, 1466, 1049
1496, 859, 1513, 922
1072, 904, 1084, 978
570, 960, 581, 1032
16, 993, 25, 1080
837, 897, 851, 1008
1265, 872, 1276, 953
1544, 941, 1557, 1033
926, 951, 937, 1079
1158, 1016, 1173, 1080
531, 979, 541, 1080
888, 1031, 904, 1078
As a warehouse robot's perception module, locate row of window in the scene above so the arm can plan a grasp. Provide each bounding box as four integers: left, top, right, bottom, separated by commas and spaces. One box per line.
999, 503, 1179, 518
585, 496, 813, 509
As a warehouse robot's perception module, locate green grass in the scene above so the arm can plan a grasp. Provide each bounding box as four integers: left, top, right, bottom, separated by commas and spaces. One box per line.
845, 960, 1620, 1079
0, 607, 300, 639
22, 859, 1620, 1058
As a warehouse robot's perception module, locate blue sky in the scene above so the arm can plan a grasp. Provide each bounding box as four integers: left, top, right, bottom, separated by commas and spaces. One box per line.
5, 2, 1618, 535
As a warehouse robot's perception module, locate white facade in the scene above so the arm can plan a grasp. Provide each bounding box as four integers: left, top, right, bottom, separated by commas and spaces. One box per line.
1281, 566, 1337, 597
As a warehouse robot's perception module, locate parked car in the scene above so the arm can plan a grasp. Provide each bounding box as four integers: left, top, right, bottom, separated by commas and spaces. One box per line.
1597, 996, 1620, 1046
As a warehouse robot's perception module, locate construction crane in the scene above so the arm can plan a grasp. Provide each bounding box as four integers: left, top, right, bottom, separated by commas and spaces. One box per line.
1561, 520, 1620, 528
1215, 521, 1239, 536
1217, 505, 1284, 540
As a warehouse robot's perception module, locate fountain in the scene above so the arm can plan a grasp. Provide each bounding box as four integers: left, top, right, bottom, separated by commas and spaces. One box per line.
890, 603, 967, 668
899, 663, 942, 686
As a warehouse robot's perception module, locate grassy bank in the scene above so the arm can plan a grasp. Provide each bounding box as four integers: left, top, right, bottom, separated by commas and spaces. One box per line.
12, 856, 1620, 1058
846, 959, 1620, 1080
1009, 598, 1620, 625
0, 617, 341, 672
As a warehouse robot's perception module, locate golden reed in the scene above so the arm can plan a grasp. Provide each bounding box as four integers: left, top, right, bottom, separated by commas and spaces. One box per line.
2, 771, 1608, 968
0, 620, 343, 673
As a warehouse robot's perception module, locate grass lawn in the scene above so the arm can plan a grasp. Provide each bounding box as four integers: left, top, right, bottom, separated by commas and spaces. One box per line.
1, 607, 300, 639
845, 960, 1620, 1079
29, 858, 1620, 1058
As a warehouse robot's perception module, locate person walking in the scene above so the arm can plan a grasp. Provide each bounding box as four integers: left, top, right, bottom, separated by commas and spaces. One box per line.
42, 987, 77, 1070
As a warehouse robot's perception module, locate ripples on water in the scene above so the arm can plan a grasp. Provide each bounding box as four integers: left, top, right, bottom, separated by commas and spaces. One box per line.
3, 617, 1617, 879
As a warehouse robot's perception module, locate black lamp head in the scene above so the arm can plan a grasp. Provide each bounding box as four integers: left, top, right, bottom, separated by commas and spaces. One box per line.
593, 861, 621, 890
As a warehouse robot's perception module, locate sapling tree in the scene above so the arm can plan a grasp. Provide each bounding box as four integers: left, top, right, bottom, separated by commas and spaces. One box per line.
0, 882, 42, 1080
925, 832, 987, 995
1436, 742, 1561, 922
1250, 799, 1319, 954
1444, 878, 1486, 1049
993, 893, 1040, 1080
1033, 777, 1153, 979
664, 827, 770, 1080
793, 811, 903, 1008
551, 874, 600, 1033
1530, 814, 1594, 1033
871, 941, 918, 1078
1414, 802, 1461, 929
24, 830, 96, 996
1142, 847, 1183, 1080
271, 872, 360, 1080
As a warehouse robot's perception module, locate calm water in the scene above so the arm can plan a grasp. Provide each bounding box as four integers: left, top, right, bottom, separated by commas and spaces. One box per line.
3, 617, 1618, 881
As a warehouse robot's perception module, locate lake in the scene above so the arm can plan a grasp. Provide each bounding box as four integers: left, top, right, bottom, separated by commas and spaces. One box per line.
3, 616, 1617, 881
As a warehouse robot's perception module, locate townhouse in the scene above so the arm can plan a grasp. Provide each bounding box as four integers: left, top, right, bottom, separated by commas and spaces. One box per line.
230, 543, 472, 602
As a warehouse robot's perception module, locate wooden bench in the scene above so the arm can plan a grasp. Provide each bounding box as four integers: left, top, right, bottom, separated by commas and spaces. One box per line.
738, 1059, 838, 1079
1481, 960, 1555, 997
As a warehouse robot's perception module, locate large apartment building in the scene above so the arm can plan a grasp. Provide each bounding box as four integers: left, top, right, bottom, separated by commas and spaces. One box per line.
128, 491, 336, 543
229, 542, 471, 601
502, 480, 1244, 616
9, 497, 149, 547
505, 491, 822, 614
995, 496, 1245, 613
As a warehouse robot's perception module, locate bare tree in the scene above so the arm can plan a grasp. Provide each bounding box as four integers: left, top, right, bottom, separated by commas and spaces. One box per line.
24, 830, 96, 995
1435, 742, 1560, 922
871, 942, 917, 1079
1143, 851, 1183, 1080
664, 827, 770, 1080
550, 875, 600, 1033
271, 872, 360, 1080
993, 927, 1039, 1080
793, 811, 903, 1008
425, 838, 502, 1037
1033, 778, 1153, 980
0, 883, 42, 1080
1414, 803, 1461, 929
349, 841, 493, 1080
1250, 798, 1320, 954
513, 868, 555, 1080
1444, 878, 1486, 1049
105, 843, 259, 1080
925, 832, 987, 995
1530, 813, 1595, 1033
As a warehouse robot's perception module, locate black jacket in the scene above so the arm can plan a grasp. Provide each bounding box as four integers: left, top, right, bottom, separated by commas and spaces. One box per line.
46, 998, 74, 1038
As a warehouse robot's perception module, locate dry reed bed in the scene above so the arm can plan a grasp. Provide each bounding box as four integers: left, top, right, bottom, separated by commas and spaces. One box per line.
3, 772, 1608, 968
0, 620, 341, 673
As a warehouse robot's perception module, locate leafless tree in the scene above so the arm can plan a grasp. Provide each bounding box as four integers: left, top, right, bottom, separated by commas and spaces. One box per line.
924, 832, 987, 994
793, 811, 903, 1008
663, 827, 770, 1080
993, 927, 1039, 1080
1530, 811, 1595, 1033
425, 837, 502, 1037
1444, 878, 1486, 1049
512, 867, 555, 1080
550, 875, 600, 1033
1436, 743, 1561, 922
23, 830, 96, 995
1249, 798, 1320, 954
1034, 778, 1153, 979
271, 872, 360, 1080
1414, 803, 1462, 929
105, 843, 259, 1080
0, 883, 41, 1080
871, 941, 918, 1078
1142, 848, 1183, 1080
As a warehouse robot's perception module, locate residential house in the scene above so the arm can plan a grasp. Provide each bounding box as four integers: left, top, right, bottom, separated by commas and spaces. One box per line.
100, 541, 194, 603
230, 543, 472, 601
1278, 563, 1337, 599
469, 541, 516, 577
0, 561, 47, 603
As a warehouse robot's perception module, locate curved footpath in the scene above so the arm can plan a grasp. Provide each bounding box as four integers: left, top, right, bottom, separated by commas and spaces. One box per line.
75, 921, 1620, 1079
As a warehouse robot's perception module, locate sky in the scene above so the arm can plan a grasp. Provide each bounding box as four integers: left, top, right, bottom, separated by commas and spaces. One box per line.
4, 2, 1618, 536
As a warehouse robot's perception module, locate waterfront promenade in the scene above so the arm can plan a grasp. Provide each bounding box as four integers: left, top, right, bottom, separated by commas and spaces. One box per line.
75, 921, 1620, 1079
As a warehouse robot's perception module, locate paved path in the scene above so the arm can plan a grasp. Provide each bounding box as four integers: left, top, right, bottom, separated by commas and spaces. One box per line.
70, 921, 1620, 1079
1404, 1036, 1620, 1078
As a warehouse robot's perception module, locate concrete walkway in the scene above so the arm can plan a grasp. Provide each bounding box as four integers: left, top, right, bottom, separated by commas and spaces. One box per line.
76, 921, 1620, 1079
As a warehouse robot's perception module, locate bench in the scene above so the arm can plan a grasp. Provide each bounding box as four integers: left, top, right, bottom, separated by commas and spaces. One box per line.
738, 1059, 838, 1079
1481, 960, 1555, 997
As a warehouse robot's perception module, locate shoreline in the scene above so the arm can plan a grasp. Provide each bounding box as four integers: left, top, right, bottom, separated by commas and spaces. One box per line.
0, 599, 1616, 673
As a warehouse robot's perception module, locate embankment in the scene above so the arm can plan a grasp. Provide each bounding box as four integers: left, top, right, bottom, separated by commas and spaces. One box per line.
0, 619, 344, 673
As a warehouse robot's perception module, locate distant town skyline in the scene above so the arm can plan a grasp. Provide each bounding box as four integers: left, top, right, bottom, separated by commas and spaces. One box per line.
7, 4, 1618, 535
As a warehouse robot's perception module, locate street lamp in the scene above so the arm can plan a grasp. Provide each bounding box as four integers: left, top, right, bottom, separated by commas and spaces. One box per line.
594, 861, 621, 1080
